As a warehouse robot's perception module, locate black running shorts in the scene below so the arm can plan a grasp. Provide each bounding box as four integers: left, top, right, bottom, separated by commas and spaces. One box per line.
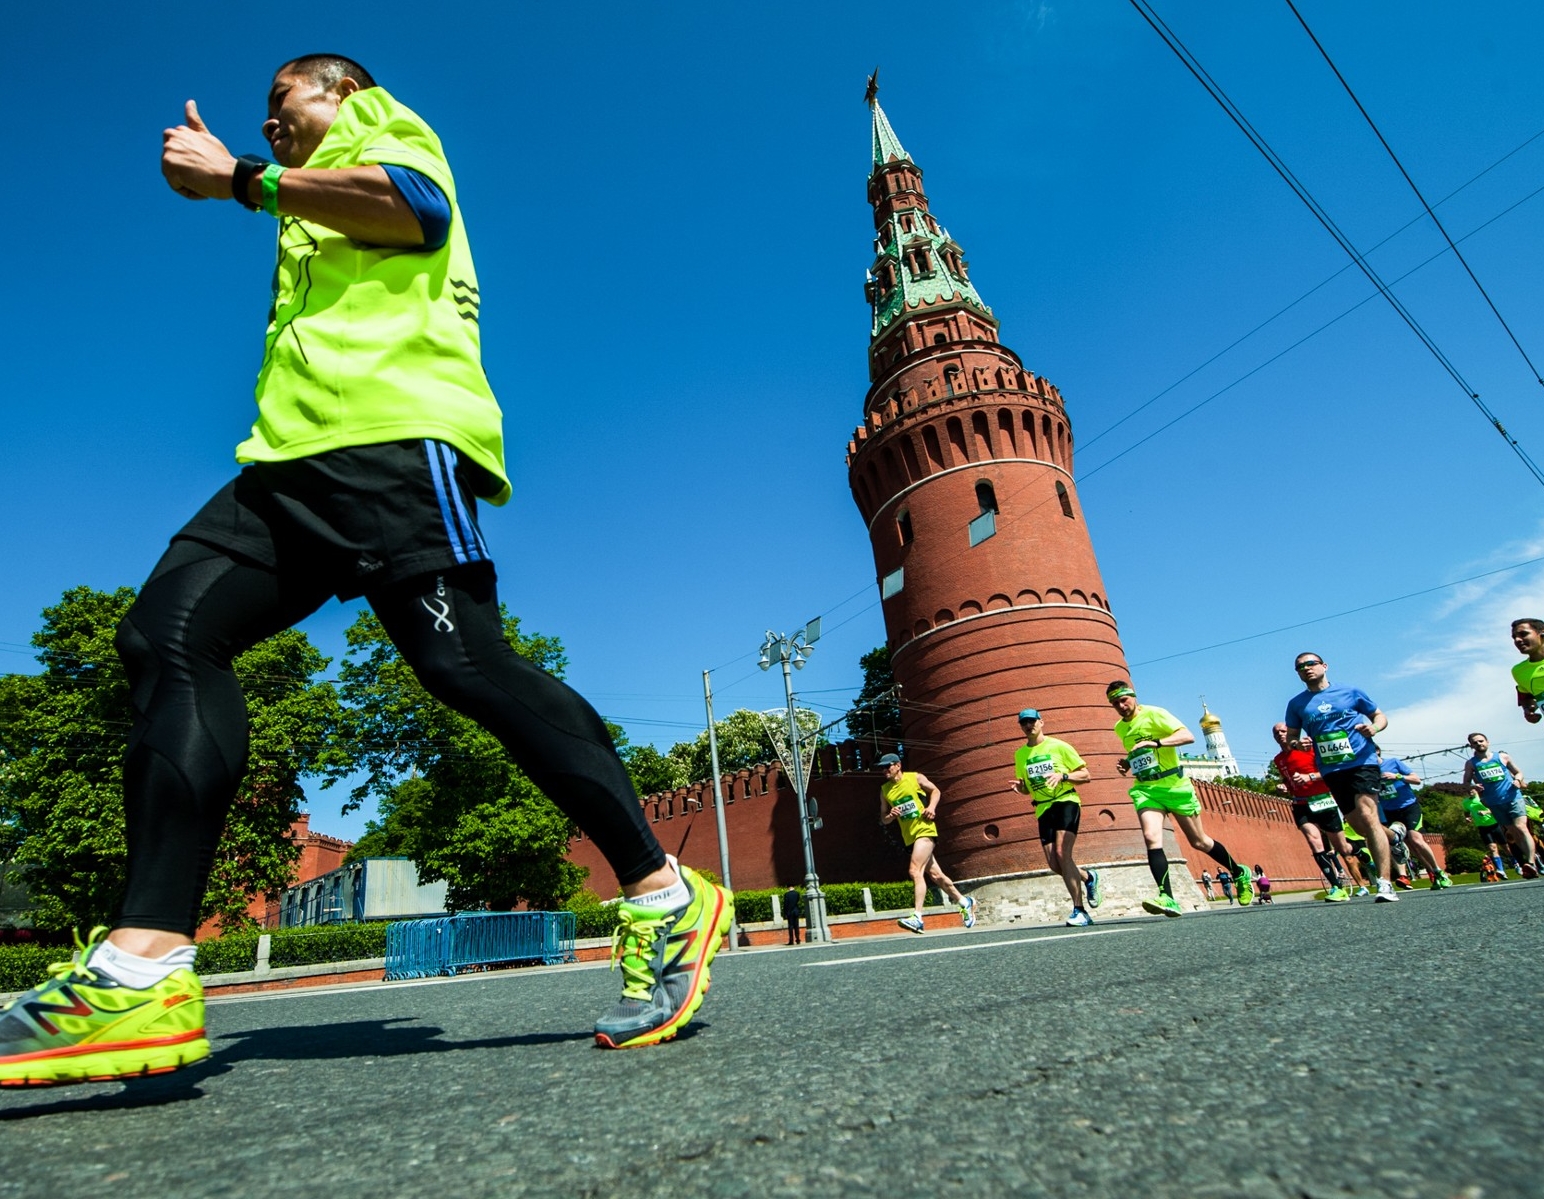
1324, 764, 1382, 814
1381, 801, 1424, 833
1292, 797, 1344, 832
175, 440, 498, 599
1037, 800, 1082, 842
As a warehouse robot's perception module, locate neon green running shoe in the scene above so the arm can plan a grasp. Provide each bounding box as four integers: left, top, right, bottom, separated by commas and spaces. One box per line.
1323, 886, 1351, 902
1432, 871, 1453, 890
1141, 893, 1184, 918
1234, 868, 1255, 907
0, 928, 208, 1088
594, 863, 733, 1049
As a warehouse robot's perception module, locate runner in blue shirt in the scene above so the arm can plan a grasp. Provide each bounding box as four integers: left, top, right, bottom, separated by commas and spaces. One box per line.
1283, 652, 1398, 902
1461, 733, 1539, 878
1377, 754, 1451, 890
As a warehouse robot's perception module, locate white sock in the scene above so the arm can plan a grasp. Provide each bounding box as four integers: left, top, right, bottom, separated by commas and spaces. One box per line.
625, 855, 692, 911
92, 939, 197, 988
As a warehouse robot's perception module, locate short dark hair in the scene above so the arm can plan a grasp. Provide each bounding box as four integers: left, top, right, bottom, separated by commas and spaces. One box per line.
1105, 679, 1133, 695
1294, 651, 1324, 665
1512, 618, 1544, 634
1468, 731, 1487, 743
277, 54, 377, 92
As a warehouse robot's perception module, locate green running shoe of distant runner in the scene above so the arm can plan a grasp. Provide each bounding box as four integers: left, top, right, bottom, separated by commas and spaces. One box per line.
1234, 869, 1254, 907
1085, 868, 1104, 909
1141, 894, 1184, 918
1432, 871, 1453, 889
594, 863, 733, 1049
1323, 886, 1351, 902
0, 927, 209, 1087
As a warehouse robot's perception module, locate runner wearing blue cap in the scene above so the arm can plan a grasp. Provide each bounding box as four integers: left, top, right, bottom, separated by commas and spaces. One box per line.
1010, 709, 1102, 926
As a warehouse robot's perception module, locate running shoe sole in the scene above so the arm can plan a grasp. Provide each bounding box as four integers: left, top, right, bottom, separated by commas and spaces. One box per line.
1141, 897, 1183, 918
0, 1033, 210, 1088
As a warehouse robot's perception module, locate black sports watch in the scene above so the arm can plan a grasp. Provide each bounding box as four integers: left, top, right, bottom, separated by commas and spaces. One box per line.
232, 155, 273, 211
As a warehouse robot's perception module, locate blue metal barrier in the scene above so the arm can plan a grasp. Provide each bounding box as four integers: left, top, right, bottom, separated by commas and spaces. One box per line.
384, 911, 577, 981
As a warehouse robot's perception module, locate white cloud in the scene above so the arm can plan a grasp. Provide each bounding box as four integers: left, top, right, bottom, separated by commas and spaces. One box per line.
1379, 533, 1544, 784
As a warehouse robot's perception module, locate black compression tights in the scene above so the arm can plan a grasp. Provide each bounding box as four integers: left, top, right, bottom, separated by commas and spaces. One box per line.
114, 539, 663, 935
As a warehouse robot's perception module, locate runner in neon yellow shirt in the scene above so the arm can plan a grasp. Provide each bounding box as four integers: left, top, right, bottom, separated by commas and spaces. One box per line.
1107, 680, 1254, 916
1509, 618, 1544, 724
878, 755, 976, 932
0, 56, 735, 1089
1010, 708, 1102, 926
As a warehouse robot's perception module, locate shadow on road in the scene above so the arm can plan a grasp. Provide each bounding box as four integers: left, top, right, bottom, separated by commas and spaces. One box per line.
214, 1017, 595, 1062
0, 1070, 218, 1121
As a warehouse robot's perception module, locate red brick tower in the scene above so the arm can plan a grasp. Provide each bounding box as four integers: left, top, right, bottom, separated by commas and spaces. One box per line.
847, 89, 1151, 899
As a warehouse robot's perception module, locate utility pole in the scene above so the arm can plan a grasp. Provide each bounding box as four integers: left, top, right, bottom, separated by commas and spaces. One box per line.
702, 670, 738, 950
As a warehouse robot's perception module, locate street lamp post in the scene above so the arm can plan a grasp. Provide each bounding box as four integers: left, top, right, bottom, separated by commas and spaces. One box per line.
759, 624, 829, 943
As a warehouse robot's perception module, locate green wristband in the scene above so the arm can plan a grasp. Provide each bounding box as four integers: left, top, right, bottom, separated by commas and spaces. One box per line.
260, 164, 286, 217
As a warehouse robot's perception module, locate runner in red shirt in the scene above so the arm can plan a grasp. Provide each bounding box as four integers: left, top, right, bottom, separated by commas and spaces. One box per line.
1273, 723, 1356, 901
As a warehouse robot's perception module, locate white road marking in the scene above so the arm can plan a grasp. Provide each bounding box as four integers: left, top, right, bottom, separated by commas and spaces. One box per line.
799, 927, 1131, 968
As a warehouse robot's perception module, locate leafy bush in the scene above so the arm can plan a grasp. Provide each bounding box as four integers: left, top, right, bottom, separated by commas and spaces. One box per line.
0, 944, 73, 992
1444, 847, 1485, 875
269, 922, 387, 967
194, 933, 259, 975
735, 882, 937, 923
563, 890, 623, 939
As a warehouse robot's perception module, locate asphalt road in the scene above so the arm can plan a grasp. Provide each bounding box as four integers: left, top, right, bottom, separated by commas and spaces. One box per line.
1, 883, 1537, 1198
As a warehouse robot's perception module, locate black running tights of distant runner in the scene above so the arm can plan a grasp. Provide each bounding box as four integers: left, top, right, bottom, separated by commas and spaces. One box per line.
115, 539, 662, 936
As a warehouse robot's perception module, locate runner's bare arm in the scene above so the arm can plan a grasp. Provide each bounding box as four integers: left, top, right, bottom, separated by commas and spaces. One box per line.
1354, 708, 1388, 738
879, 791, 895, 823
1501, 753, 1526, 787
915, 773, 942, 820
160, 101, 424, 247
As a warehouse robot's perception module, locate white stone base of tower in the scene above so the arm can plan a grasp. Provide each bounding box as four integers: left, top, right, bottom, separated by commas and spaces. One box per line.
955, 830, 1207, 924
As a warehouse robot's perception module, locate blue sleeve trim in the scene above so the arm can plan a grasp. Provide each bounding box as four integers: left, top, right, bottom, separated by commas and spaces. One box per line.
382, 164, 451, 250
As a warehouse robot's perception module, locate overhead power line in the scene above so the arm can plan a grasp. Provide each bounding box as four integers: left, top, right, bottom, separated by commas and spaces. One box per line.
1128, 0, 1544, 488
1283, 0, 1544, 388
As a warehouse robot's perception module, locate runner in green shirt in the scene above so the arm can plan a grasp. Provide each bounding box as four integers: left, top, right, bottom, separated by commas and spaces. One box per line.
1107, 680, 1254, 916
1510, 618, 1544, 724
1009, 709, 1102, 926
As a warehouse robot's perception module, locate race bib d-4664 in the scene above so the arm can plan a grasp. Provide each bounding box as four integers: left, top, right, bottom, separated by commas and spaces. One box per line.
1314, 731, 1354, 765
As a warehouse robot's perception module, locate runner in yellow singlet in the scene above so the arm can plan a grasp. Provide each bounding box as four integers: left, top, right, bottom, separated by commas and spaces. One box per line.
1106, 680, 1254, 917
877, 754, 976, 933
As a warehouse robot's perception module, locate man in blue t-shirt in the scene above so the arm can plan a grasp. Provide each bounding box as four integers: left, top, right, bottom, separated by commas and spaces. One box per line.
1377, 754, 1451, 889
1284, 652, 1398, 902
1461, 732, 1539, 878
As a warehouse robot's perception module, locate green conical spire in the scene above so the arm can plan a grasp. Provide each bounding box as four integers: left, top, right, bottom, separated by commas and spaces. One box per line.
871, 100, 910, 169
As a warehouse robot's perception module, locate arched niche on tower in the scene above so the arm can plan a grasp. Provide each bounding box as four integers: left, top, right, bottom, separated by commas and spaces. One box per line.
996, 408, 1016, 455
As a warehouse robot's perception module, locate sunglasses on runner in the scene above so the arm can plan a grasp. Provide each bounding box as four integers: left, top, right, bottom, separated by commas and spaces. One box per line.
1295, 660, 1323, 671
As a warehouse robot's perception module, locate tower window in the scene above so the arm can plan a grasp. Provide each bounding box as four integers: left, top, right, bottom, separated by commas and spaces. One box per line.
897, 509, 913, 546
933, 332, 947, 345
881, 568, 905, 599
1056, 481, 1075, 519
944, 366, 962, 395
969, 480, 998, 546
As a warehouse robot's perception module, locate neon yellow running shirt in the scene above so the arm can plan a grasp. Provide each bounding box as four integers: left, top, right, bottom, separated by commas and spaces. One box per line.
238, 88, 511, 503
1513, 658, 1544, 699
1014, 737, 1085, 818
881, 772, 938, 846
1113, 705, 1190, 792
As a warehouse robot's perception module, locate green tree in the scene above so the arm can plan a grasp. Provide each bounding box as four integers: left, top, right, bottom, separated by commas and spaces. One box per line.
331, 608, 585, 911
661, 707, 822, 786
844, 645, 902, 752
0, 587, 343, 933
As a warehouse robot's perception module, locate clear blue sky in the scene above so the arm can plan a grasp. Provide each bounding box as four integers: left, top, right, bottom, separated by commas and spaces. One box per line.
8, 1, 1544, 839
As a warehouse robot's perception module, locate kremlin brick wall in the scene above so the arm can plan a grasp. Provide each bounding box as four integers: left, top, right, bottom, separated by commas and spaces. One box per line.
565, 745, 1388, 897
